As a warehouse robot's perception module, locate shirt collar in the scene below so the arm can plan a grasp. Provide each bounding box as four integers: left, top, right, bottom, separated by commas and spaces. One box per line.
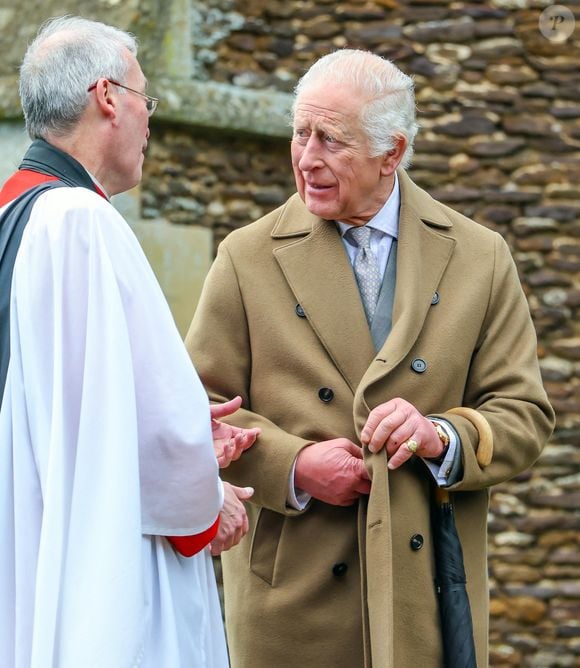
336, 171, 400, 240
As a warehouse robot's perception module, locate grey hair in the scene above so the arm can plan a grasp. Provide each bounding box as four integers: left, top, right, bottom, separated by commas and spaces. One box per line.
292, 49, 418, 169
19, 15, 138, 139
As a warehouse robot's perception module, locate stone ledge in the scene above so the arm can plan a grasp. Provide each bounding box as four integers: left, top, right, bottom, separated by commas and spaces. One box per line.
0, 75, 293, 139
156, 78, 293, 139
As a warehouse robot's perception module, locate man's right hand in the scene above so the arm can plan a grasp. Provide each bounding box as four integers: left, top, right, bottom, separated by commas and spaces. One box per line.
294, 439, 371, 506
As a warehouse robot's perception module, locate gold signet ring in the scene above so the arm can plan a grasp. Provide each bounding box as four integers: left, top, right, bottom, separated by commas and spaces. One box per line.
405, 439, 419, 454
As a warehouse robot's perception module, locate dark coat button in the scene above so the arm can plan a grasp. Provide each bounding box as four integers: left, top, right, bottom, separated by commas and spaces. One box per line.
295, 304, 306, 318
332, 562, 348, 577
318, 387, 334, 402
431, 291, 440, 305
411, 358, 427, 373
410, 534, 424, 551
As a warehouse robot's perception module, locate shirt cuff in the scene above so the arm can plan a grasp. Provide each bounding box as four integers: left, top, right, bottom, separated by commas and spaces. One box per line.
287, 458, 311, 510
422, 419, 458, 487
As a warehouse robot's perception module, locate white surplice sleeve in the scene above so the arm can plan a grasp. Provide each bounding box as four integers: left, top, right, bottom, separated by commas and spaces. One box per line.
0, 187, 225, 667
13, 187, 222, 533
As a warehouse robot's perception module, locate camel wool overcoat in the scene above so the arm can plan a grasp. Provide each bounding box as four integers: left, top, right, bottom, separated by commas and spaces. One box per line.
186, 170, 554, 668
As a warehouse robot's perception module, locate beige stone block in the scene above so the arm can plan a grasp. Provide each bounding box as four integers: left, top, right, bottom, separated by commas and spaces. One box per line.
130, 218, 212, 339
505, 596, 548, 624
112, 186, 212, 337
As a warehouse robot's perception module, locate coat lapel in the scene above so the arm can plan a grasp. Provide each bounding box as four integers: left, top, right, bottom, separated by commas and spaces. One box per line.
273, 196, 376, 393
272, 170, 457, 397
360, 171, 456, 390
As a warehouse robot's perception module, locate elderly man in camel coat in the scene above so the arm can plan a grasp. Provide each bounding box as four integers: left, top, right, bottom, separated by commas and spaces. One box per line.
186, 49, 554, 667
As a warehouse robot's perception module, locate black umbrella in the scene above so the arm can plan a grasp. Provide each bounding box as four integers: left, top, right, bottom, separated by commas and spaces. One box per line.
431, 406, 494, 668
432, 488, 477, 667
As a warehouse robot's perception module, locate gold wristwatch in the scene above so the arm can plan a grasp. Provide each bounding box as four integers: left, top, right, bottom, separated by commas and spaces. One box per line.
428, 421, 450, 464
433, 422, 450, 448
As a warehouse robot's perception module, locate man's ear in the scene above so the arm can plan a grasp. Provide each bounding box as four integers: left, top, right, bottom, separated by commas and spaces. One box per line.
380, 135, 407, 176
92, 78, 117, 119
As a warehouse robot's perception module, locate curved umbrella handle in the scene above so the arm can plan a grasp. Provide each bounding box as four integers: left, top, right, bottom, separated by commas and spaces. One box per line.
448, 406, 493, 467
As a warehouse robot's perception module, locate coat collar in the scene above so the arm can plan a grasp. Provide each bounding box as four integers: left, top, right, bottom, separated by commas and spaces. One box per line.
271, 192, 319, 238
396, 168, 453, 230
272, 172, 456, 393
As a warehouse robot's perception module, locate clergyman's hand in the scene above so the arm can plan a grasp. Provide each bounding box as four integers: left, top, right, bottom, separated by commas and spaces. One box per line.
210, 482, 254, 556
210, 396, 260, 468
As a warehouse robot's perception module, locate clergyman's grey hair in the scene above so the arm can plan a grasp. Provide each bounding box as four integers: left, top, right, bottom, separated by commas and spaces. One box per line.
19, 15, 138, 140
292, 49, 419, 169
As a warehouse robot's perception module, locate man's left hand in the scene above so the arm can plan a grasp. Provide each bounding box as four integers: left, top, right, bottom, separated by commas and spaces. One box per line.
210, 396, 261, 468
360, 398, 443, 469
210, 482, 254, 556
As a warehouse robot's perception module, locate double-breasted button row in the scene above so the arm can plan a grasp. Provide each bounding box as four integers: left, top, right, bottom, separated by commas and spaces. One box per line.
298, 303, 336, 404
412, 293, 437, 375
332, 539, 422, 580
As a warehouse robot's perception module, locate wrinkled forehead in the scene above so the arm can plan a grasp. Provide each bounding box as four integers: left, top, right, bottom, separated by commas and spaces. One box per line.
292, 95, 366, 145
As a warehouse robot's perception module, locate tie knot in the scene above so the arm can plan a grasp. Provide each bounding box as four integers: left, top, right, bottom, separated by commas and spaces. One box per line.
347, 225, 372, 249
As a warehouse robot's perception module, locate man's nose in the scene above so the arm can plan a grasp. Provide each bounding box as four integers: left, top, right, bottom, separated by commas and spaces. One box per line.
298, 136, 323, 171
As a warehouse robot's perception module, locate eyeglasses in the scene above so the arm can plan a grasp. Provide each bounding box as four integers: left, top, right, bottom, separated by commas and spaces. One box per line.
87, 79, 159, 116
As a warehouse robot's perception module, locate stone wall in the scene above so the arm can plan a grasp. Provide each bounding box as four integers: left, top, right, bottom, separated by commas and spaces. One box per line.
142, 128, 295, 250
147, 2, 580, 660
1, 0, 579, 665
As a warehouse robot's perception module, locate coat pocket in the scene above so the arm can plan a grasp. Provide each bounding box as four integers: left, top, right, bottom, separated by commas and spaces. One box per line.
249, 507, 285, 586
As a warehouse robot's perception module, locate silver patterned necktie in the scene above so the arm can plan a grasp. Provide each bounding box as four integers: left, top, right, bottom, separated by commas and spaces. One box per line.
347, 225, 382, 323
